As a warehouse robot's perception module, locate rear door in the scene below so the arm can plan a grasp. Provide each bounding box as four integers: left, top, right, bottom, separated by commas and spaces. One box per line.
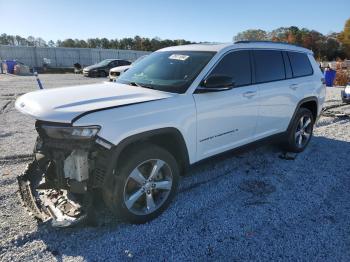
287, 51, 316, 103
193, 50, 260, 159
252, 50, 296, 139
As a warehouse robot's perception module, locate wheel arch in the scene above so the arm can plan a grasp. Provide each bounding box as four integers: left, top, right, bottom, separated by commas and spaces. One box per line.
106, 127, 190, 177
287, 96, 318, 131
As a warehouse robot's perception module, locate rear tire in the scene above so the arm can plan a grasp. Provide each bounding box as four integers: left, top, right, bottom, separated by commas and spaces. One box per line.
283, 107, 314, 153
103, 144, 179, 224
99, 71, 106, 77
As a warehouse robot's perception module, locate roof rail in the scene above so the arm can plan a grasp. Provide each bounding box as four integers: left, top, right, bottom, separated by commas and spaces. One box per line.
234, 40, 300, 47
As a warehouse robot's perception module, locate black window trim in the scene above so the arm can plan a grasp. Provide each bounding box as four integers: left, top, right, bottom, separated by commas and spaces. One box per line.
287, 51, 314, 79
282, 51, 293, 79
198, 48, 314, 91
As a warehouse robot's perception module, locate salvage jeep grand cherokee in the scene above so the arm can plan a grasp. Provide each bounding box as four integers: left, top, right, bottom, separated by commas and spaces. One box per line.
15, 42, 325, 227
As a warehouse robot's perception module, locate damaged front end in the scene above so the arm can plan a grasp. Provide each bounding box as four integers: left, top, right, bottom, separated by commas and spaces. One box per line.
18, 121, 113, 227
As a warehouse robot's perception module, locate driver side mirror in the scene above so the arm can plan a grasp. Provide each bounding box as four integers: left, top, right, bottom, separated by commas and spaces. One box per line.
196, 75, 234, 93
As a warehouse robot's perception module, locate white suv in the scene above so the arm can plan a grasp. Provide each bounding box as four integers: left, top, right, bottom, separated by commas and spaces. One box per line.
15, 42, 325, 226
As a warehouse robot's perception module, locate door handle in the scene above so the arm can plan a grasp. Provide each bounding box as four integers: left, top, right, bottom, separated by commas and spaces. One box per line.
289, 84, 299, 90
242, 91, 257, 98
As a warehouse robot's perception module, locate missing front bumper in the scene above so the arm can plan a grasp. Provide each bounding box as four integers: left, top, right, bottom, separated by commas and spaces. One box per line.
17, 159, 89, 227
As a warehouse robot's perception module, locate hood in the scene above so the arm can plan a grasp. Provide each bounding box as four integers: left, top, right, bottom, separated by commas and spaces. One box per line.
15, 82, 173, 123
110, 65, 131, 72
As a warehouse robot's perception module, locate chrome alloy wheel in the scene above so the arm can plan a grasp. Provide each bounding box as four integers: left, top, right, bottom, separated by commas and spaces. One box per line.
295, 115, 312, 148
123, 159, 173, 215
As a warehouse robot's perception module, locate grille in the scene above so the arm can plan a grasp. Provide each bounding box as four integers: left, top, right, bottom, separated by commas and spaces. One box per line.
92, 147, 111, 188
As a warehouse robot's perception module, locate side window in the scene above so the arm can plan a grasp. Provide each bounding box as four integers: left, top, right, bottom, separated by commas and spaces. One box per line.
109, 61, 118, 67
209, 50, 251, 87
282, 52, 293, 79
288, 52, 313, 77
118, 60, 129, 66
253, 50, 285, 83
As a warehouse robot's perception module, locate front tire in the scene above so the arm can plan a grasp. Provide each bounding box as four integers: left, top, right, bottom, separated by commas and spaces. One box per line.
284, 107, 314, 153
103, 144, 179, 224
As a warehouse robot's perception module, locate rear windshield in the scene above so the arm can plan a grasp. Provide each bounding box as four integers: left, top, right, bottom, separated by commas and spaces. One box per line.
116, 51, 216, 93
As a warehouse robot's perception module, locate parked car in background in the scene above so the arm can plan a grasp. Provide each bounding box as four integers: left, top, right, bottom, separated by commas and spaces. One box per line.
341, 84, 350, 103
83, 59, 131, 77
109, 55, 148, 81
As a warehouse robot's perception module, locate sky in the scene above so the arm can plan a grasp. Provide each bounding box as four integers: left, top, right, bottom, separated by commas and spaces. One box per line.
0, 0, 349, 43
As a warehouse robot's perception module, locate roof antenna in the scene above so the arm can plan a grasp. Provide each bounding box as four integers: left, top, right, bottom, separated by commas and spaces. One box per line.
34, 72, 44, 89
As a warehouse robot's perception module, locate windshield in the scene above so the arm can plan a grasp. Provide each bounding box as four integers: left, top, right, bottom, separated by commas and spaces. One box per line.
94, 59, 112, 67
132, 55, 147, 65
116, 51, 215, 93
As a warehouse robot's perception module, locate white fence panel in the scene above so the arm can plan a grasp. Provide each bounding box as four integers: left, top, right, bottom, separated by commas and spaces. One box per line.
0, 45, 150, 68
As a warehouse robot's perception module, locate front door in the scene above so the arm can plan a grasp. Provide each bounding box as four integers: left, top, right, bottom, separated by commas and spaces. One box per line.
193, 50, 259, 160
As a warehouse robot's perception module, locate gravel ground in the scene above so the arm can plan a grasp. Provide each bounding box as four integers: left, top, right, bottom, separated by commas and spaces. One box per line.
0, 74, 350, 262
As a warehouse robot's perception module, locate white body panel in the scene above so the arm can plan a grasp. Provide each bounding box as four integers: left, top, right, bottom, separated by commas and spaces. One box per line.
74, 95, 198, 163
193, 85, 259, 159
254, 79, 297, 139
15, 82, 172, 123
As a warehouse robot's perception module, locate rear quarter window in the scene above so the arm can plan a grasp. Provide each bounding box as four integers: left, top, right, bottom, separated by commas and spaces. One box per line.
288, 52, 313, 77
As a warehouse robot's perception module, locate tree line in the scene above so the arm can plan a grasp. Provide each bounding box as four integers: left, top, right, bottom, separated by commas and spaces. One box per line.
0, 34, 193, 52
234, 18, 350, 60
1, 18, 349, 60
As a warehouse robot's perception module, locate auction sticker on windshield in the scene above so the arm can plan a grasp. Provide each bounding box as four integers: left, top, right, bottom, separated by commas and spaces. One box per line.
169, 54, 189, 61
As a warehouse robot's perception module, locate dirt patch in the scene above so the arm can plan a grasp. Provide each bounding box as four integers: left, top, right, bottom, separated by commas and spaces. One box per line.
239, 179, 276, 196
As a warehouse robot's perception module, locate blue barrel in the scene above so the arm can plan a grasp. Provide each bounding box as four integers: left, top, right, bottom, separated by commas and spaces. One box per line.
5, 60, 17, 74
324, 69, 336, 87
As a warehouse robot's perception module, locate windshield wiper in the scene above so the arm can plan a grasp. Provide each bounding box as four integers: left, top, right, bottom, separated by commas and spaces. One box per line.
128, 81, 142, 87
128, 82, 155, 90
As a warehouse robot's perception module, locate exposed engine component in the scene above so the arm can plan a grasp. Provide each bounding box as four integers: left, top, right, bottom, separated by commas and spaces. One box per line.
40, 189, 87, 227
17, 125, 110, 227
63, 150, 89, 182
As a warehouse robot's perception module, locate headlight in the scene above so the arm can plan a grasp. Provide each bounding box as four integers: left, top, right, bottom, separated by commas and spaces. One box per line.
41, 125, 100, 140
